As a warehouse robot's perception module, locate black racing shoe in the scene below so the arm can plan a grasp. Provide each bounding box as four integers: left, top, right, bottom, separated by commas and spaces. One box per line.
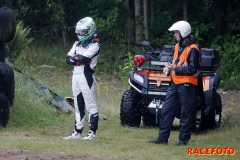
149, 139, 168, 145
173, 140, 188, 146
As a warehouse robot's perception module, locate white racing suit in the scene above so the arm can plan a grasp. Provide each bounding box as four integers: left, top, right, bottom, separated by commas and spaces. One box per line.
66, 41, 100, 133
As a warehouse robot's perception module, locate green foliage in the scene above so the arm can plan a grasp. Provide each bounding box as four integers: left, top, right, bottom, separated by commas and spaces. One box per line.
46, 0, 67, 32
46, 0, 65, 22
191, 21, 216, 46
225, 0, 240, 32
212, 34, 240, 90
5, 21, 34, 63
118, 52, 134, 83
91, 6, 125, 43
94, 44, 126, 78
15, 41, 70, 74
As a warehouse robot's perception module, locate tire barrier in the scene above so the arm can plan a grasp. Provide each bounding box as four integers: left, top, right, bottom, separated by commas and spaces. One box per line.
0, 7, 16, 43
0, 43, 5, 62
0, 92, 9, 127
0, 62, 15, 127
0, 5, 16, 127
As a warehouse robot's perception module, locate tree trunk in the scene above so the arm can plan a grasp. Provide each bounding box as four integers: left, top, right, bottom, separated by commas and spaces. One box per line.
48, 0, 69, 47
29, 0, 36, 32
134, 0, 142, 44
214, 0, 228, 35
143, 0, 148, 40
150, 0, 154, 26
61, 27, 68, 48
123, 0, 134, 43
183, 0, 188, 21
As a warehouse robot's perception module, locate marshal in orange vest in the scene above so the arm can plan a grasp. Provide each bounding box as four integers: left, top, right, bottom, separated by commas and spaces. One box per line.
170, 43, 199, 86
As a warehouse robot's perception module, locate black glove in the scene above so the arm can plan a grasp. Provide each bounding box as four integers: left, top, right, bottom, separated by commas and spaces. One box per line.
66, 55, 76, 65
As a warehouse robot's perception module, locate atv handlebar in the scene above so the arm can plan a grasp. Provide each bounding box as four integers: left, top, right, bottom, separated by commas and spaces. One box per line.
140, 41, 162, 60
134, 41, 173, 67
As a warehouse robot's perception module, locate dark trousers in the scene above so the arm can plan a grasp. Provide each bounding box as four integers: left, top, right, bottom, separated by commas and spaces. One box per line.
158, 83, 197, 142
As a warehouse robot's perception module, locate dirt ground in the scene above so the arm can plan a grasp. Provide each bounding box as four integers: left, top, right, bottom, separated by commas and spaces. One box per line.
0, 91, 239, 160
0, 149, 126, 160
218, 90, 240, 121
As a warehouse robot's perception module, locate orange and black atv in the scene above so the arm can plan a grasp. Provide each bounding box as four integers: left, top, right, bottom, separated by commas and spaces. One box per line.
120, 41, 222, 132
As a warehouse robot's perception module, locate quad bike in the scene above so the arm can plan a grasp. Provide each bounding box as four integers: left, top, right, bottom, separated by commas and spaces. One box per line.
120, 41, 222, 132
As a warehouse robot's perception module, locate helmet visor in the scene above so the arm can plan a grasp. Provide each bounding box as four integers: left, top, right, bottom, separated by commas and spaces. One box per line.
75, 28, 89, 34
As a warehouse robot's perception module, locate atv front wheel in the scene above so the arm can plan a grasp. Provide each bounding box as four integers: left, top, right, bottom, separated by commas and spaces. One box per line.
120, 89, 141, 127
193, 95, 203, 133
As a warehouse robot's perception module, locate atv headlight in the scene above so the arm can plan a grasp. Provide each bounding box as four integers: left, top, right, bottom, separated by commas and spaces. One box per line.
134, 73, 144, 83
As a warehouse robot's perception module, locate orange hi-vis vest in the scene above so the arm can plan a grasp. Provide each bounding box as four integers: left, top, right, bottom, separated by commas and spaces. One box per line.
170, 43, 199, 86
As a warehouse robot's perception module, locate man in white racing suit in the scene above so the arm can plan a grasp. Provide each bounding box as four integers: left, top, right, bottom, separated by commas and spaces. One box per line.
63, 17, 100, 140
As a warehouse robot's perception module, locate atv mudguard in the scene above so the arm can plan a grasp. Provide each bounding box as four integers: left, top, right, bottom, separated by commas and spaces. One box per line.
129, 68, 149, 90
202, 73, 220, 115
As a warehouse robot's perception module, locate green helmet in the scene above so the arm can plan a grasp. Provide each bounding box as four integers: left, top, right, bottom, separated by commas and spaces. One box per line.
75, 17, 97, 42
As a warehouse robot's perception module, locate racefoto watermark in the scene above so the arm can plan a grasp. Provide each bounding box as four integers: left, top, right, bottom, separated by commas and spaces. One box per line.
187, 147, 236, 156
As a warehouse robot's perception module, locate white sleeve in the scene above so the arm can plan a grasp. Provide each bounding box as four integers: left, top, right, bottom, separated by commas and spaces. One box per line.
67, 41, 78, 56
83, 43, 100, 58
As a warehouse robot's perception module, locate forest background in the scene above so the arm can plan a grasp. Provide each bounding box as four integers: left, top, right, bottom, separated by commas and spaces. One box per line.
2, 0, 240, 90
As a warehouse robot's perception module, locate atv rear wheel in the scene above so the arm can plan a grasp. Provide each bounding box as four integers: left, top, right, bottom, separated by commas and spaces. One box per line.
120, 89, 141, 127
214, 93, 222, 128
200, 93, 222, 130
193, 95, 203, 133
203, 93, 222, 129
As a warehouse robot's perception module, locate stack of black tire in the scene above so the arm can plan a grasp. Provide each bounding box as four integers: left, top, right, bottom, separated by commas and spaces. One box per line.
0, 5, 16, 126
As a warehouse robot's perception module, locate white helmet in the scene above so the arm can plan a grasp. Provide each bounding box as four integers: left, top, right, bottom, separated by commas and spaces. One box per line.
75, 17, 97, 42
168, 21, 191, 38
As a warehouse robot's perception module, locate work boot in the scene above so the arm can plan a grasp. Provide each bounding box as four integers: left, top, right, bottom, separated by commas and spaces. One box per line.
173, 140, 188, 146
149, 139, 168, 145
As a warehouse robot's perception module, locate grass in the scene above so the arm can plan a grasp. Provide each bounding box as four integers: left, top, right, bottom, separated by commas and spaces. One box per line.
1, 43, 240, 159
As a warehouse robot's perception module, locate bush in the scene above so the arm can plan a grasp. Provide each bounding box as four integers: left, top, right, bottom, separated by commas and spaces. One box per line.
5, 21, 33, 63
212, 34, 240, 90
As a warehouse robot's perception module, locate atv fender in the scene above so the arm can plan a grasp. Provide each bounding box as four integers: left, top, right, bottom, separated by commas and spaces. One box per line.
202, 73, 220, 115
